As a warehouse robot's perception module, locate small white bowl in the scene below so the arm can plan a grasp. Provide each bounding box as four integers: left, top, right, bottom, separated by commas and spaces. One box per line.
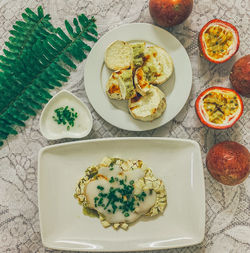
39, 90, 93, 140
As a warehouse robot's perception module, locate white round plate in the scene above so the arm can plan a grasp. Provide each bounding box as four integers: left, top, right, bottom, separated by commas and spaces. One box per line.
84, 23, 192, 131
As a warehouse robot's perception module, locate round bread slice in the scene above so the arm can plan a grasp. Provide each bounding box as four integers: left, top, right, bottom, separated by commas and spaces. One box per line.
143, 45, 174, 85
106, 71, 123, 100
106, 69, 136, 100
128, 86, 166, 121
105, 40, 132, 70
134, 67, 151, 96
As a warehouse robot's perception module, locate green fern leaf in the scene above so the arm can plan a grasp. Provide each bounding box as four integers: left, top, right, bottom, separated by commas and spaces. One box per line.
73, 18, 81, 34
65, 20, 75, 38
0, 6, 55, 68
0, 123, 17, 135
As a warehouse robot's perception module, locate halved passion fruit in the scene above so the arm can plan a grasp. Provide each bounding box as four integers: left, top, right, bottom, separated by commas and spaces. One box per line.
195, 87, 243, 129
199, 19, 240, 63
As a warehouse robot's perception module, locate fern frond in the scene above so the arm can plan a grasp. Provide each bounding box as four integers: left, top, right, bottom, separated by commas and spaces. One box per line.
0, 6, 55, 69
0, 7, 98, 146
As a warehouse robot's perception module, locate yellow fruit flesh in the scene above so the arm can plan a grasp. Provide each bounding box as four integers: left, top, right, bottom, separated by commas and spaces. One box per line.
204, 25, 234, 59
203, 91, 239, 124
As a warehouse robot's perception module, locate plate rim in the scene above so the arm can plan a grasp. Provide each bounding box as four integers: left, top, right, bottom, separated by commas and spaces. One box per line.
38, 137, 205, 252
84, 23, 192, 132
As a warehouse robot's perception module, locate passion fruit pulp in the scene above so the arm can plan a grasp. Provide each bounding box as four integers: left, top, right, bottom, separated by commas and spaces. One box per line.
199, 19, 240, 63
195, 87, 243, 129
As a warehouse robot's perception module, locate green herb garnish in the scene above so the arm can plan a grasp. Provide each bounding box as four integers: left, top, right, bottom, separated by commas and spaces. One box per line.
52, 106, 78, 130
109, 177, 115, 183
94, 178, 147, 217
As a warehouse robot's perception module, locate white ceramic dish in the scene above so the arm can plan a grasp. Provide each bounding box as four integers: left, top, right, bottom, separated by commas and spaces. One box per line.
39, 90, 93, 140
84, 23, 192, 131
38, 137, 205, 251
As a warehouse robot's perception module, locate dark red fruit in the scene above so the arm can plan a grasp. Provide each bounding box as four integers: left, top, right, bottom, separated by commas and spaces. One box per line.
230, 55, 250, 98
206, 141, 250, 186
149, 0, 193, 27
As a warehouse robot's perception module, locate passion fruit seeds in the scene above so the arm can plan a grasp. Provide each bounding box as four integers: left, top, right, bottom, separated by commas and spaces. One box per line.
195, 87, 243, 129
199, 19, 240, 63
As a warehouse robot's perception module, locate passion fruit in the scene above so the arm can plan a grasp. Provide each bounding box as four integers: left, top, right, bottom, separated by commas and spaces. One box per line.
206, 141, 250, 186
230, 55, 250, 98
195, 87, 243, 129
199, 19, 240, 64
149, 0, 193, 27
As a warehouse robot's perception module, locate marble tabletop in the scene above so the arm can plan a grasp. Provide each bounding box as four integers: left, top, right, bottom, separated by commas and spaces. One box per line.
0, 0, 249, 252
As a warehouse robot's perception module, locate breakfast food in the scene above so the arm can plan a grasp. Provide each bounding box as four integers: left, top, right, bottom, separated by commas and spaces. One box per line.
105, 40, 174, 121
144, 45, 174, 84
134, 67, 151, 96
129, 86, 166, 121
149, 0, 193, 27
105, 40, 132, 70
230, 55, 250, 97
206, 141, 250, 186
106, 69, 136, 100
199, 19, 240, 63
195, 87, 243, 129
74, 157, 167, 230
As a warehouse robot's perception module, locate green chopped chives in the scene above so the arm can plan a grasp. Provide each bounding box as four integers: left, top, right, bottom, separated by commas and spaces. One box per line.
52, 105, 78, 130
97, 185, 104, 191
94, 177, 147, 217
109, 177, 115, 183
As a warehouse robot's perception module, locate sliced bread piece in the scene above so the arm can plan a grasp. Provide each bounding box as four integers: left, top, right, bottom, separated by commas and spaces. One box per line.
128, 86, 166, 121
134, 67, 151, 96
105, 40, 132, 70
106, 69, 136, 100
106, 71, 123, 100
143, 45, 174, 85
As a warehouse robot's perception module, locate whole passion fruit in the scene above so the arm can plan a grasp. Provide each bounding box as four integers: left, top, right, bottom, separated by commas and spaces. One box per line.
199, 19, 240, 64
230, 55, 250, 98
195, 87, 243, 129
149, 0, 193, 27
206, 141, 250, 186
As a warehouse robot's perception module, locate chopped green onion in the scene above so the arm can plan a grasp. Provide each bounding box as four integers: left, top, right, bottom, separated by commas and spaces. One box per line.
52, 105, 78, 130
97, 185, 104, 191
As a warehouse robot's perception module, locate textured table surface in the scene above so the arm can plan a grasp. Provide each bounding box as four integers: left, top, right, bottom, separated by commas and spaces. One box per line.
0, 0, 249, 252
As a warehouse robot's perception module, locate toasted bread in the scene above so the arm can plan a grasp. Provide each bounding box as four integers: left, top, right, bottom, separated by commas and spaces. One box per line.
105, 40, 132, 70
134, 67, 151, 96
106, 69, 136, 100
128, 86, 166, 121
106, 71, 123, 100
143, 45, 174, 85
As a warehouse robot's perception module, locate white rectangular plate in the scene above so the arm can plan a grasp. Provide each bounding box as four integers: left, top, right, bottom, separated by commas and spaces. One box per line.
38, 137, 205, 251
